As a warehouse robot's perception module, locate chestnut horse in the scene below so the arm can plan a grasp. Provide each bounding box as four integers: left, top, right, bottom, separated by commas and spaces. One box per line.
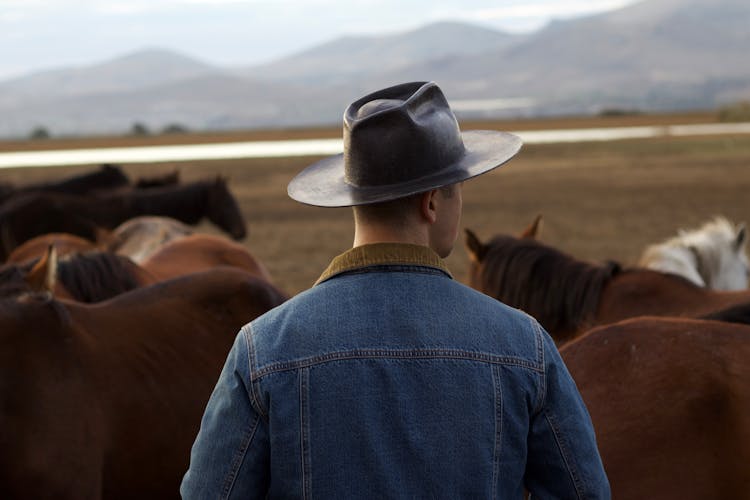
2, 234, 279, 303
465, 226, 750, 342
140, 233, 274, 283
0, 177, 246, 261
561, 317, 750, 499
5, 233, 99, 263
0, 247, 157, 302
0, 267, 287, 499
5, 216, 194, 265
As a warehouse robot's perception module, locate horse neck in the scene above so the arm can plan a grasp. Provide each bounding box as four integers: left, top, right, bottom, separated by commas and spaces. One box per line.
477, 237, 619, 341
118, 181, 212, 225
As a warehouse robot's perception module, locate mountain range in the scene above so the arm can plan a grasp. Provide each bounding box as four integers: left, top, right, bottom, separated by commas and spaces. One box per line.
2, 0, 749, 138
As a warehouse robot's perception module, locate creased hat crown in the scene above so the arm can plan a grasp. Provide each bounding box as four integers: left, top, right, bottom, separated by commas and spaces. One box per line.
287, 81, 523, 207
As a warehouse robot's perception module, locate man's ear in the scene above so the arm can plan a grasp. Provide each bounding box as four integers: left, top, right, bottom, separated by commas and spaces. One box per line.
420, 189, 438, 224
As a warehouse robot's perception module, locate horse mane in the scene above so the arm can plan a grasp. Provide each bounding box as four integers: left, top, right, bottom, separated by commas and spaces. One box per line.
57, 252, 143, 302
475, 235, 622, 338
0, 263, 32, 297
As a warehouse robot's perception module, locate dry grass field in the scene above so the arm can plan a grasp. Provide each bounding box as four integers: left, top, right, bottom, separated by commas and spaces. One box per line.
2, 112, 750, 297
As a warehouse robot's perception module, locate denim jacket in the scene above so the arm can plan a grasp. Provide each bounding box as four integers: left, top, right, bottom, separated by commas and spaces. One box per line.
181, 243, 610, 499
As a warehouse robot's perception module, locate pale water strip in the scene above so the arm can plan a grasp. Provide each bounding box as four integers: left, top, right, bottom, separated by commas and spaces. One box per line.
1, 122, 750, 169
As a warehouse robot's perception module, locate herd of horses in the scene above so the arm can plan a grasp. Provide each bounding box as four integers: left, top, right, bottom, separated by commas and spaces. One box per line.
467, 216, 750, 498
1, 166, 749, 498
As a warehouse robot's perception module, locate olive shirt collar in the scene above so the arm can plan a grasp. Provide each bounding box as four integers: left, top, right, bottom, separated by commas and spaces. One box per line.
315, 243, 453, 286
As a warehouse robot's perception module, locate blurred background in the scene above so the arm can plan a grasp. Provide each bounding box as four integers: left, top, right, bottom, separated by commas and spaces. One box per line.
2, 0, 749, 139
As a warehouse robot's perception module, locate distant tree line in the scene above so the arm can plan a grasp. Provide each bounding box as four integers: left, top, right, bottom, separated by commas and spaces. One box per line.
26, 122, 191, 140
718, 101, 750, 122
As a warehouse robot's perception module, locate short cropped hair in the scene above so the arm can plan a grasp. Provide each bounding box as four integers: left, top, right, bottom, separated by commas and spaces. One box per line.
353, 184, 457, 226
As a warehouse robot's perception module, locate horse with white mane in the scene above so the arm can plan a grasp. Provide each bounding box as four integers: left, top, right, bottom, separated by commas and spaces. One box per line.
638, 216, 749, 290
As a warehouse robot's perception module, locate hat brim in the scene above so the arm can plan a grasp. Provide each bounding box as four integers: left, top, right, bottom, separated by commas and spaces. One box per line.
288, 130, 523, 207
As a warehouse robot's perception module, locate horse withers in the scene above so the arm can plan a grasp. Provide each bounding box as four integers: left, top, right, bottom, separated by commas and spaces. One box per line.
0, 267, 287, 499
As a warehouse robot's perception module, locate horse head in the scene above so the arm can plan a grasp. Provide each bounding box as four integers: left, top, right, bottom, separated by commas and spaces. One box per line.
205, 176, 247, 240
642, 216, 749, 291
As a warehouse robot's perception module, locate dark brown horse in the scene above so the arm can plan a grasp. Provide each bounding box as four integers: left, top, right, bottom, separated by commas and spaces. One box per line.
465, 226, 750, 342
0, 165, 181, 207
0, 164, 130, 205
0, 177, 246, 261
0, 267, 287, 499
561, 317, 750, 499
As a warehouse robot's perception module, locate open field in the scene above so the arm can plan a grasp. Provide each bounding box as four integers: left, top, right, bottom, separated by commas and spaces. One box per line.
2, 113, 750, 296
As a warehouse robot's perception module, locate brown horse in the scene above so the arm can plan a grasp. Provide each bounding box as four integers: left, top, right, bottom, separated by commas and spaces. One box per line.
104, 216, 194, 263
5, 216, 195, 265
465, 226, 750, 342
0, 267, 287, 499
2, 235, 280, 303
0, 164, 130, 205
0, 177, 246, 261
0, 165, 181, 207
140, 233, 274, 284
1, 246, 157, 302
561, 317, 750, 499
5, 233, 99, 263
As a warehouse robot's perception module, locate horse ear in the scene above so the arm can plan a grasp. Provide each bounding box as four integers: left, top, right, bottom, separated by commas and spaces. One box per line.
26, 244, 58, 293
520, 214, 543, 240
464, 228, 487, 262
94, 226, 114, 248
735, 223, 747, 251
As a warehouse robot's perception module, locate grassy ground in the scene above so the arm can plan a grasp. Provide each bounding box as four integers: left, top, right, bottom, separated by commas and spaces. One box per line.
2, 113, 750, 296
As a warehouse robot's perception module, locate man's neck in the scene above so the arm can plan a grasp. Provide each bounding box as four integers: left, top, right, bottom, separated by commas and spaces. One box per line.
352, 223, 430, 249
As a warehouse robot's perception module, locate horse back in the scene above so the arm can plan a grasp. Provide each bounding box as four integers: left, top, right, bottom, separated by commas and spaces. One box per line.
562, 317, 750, 499
598, 269, 750, 324
1, 268, 286, 499
140, 233, 274, 283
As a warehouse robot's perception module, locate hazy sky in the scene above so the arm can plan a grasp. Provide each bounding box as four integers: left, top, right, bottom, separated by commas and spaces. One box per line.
1, 0, 638, 79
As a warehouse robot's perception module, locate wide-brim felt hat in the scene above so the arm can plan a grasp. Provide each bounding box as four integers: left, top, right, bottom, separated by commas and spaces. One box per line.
288, 81, 523, 207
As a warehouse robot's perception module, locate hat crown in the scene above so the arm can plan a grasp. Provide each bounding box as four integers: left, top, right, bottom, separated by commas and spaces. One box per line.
343, 82, 465, 188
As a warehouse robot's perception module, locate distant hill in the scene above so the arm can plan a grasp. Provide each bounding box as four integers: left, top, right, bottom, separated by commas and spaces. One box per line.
1, 0, 749, 138
237, 21, 523, 85
0, 49, 217, 100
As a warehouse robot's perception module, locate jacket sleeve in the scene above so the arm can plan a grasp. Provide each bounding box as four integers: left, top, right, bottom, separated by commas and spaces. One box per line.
524, 326, 611, 499
180, 330, 270, 500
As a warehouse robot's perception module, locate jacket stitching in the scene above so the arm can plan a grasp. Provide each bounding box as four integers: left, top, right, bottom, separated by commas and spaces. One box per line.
544, 410, 585, 499
532, 319, 547, 415
220, 413, 260, 499
491, 365, 503, 498
250, 349, 543, 381
243, 325, 268, 418
299, 368, 312, 499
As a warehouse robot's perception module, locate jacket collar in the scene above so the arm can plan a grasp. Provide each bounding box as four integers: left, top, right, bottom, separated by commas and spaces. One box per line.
315, 243, 452, 285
